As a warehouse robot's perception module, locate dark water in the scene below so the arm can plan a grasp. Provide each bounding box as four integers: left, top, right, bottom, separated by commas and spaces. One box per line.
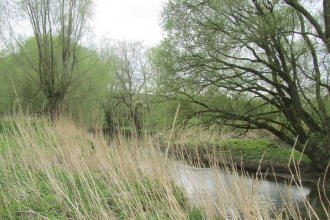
169, 161, 329, 219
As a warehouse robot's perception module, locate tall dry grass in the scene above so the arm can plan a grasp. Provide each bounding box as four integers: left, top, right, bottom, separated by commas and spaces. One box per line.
0, 115, 328, 219
0, 115, 188, 219
168, 130, 330, 219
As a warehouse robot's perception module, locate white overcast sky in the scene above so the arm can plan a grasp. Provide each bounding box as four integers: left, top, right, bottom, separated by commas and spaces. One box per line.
92, 0, 164, 46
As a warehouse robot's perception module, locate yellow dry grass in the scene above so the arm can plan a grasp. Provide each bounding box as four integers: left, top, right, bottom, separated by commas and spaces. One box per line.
0, 114, 328, 219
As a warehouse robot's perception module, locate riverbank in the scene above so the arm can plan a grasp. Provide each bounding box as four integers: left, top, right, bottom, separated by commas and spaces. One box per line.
1, 116, 329, 219
158, 141, 325, 189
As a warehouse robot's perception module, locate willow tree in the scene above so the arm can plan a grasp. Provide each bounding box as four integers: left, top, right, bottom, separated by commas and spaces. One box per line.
17, 0, 94, 121
101, 40, 148, 132
158, 0, 330, 172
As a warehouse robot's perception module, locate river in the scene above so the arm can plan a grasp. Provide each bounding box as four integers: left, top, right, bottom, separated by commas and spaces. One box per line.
168, 160, 329, 219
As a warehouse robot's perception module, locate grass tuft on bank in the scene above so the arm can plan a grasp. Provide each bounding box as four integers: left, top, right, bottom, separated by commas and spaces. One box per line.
222, 139, 311, 163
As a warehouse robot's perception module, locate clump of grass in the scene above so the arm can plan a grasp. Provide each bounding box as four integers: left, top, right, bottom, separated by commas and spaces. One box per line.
223, 139, 311, 162
0, 115, 190, 219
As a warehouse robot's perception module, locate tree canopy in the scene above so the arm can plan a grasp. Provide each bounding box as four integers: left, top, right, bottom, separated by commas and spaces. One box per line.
8, 0, 95, 121
100, 40, 152, 132
157, 0, 330, 171
0, 36, 110, 127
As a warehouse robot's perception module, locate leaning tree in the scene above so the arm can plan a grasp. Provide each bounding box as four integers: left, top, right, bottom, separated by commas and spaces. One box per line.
157, 0, 330, 172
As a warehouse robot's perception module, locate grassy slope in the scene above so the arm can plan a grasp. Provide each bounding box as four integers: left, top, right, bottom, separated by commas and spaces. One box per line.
0, 116, 326, 219
0, 117, 194, 219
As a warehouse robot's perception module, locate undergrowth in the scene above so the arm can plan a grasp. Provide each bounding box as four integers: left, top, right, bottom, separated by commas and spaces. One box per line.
0, 116, 193, 219
0, 115, 328, 219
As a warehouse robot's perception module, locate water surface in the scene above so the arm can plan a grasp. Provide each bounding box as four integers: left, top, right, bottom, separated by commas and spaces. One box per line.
168, 160, 329, 219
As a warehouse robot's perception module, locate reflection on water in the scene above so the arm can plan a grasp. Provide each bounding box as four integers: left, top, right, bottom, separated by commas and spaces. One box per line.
168, 160, 329, 219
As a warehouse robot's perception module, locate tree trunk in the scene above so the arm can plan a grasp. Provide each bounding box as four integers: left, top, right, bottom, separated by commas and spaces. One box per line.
49, 91, 65, 122
305, 141, 330, 173
324, 0, 330, 52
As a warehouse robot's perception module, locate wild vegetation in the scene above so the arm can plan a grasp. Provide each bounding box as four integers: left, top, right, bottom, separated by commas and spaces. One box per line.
0, 116, 191, 219
0, 0, 330, 218
155, 0, 330, 172
0, 116, 329, 219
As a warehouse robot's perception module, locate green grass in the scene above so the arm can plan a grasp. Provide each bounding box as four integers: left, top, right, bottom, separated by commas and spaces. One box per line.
0, 168, 188, 219
171, 137, 311, 163
0, 120, 18, 134
222, 139, 311, 162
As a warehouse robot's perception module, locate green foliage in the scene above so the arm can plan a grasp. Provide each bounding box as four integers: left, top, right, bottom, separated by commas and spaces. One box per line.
188, 207, 206, 220
0, 37, 110, 126
223, 139, 311, 162
147, 97, 183, 130
187, 207, 223, 220
0, 120, 17, 134
157, 0, 330, 171
224, 139, 278, 151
